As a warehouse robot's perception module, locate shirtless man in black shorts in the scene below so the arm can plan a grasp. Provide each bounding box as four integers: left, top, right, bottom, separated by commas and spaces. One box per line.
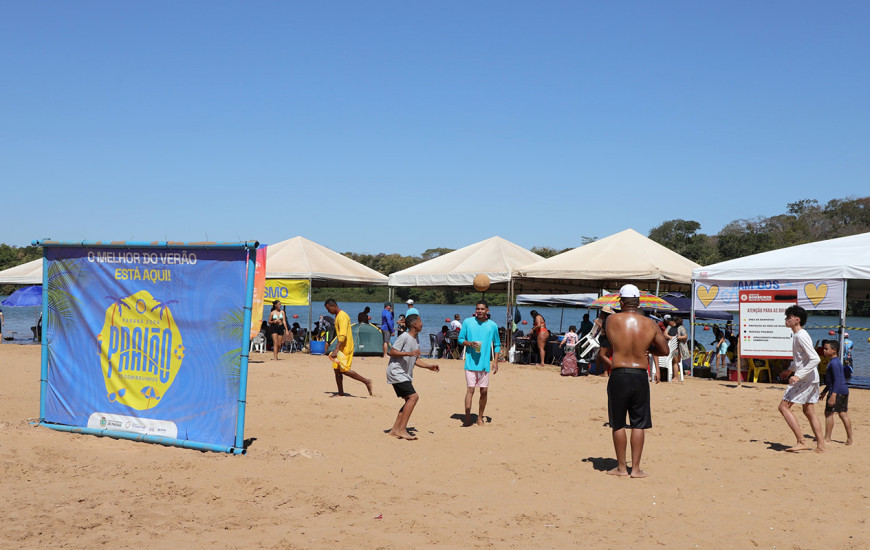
599, 284, 669, 478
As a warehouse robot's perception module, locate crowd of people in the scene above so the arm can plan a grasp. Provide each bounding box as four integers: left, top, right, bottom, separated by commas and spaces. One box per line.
262, 286, 855, 477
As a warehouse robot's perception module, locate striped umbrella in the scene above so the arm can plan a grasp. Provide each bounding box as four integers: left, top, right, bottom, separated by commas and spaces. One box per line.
589, 291, 677, 311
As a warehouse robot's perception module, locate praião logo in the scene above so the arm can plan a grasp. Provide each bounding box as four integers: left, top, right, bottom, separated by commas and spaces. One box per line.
98, 290, 184, 410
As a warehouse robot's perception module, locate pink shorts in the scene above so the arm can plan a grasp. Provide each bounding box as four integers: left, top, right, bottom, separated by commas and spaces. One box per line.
465, 370, 489, 388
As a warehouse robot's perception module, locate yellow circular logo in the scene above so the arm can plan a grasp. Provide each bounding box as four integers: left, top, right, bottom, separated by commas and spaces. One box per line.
99, 290, 184, 410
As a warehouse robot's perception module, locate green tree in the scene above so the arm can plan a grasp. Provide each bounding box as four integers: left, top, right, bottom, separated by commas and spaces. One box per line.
421, 248, 454, 261
648, 219, 717, 264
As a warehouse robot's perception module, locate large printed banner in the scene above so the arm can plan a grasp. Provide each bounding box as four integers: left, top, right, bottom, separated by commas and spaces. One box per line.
738, 289, 798, 359
264, 279, 310, 306
250, 246, 267, 338
693, 278, 844, 313
43, 246, 250, 449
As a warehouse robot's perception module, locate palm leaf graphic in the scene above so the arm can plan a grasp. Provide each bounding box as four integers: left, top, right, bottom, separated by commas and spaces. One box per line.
46, 258, 90, 367
216, 308, 245, 396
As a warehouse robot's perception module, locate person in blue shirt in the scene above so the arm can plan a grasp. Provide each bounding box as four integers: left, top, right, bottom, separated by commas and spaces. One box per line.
458, 300, 501, 427
380, 303, 394, 356
843, 332, 854, 379
821, 340, 852, 445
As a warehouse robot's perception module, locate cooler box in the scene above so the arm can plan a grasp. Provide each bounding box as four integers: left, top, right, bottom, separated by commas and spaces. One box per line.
728, 367, 749, 381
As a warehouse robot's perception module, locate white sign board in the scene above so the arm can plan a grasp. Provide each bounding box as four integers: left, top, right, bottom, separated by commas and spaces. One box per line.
738, 290, 798, 359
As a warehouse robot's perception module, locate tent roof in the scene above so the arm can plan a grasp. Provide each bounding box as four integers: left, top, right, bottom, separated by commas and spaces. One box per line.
692, 231, 870, 299
266, 236, 388, 287
388, 236, 544, 289
513, 229, 700, 293
516, 293, 598, 307
0, 258, 42, 285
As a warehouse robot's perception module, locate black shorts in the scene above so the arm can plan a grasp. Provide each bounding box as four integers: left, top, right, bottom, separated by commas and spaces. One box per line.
607, 368, 652, 430
825, 393, 849, 414
270, 325, 285, 336
392, 381, 416, 398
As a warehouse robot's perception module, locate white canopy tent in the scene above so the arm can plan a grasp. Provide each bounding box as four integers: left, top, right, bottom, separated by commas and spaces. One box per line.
513, 228, 700, 294
265, 236, 389, 339
389, 236, 543, 336
0, 258, 43, 285
388, 236, 543, 290
266, 236, 389, 287
691, 231, 870, 375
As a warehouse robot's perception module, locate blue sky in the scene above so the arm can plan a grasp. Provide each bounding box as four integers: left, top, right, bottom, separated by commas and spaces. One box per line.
2, 2, 868, 255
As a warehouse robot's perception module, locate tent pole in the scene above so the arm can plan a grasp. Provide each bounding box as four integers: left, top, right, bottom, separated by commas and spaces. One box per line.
840, 280, 848, 362
506, 278, 514, 354
307, 278, 313, 345
689, 280, 696, 378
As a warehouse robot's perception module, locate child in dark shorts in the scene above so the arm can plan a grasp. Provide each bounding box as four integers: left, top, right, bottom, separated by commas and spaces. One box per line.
821, 340, 852, 445
385, 314, 439, 440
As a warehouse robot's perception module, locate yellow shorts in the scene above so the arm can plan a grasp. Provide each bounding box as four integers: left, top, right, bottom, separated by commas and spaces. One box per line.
331, 350, 353, 373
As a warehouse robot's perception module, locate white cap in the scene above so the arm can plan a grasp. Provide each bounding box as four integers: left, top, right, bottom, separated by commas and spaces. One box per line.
406, 299, 414, 305
663, 314, 672, 320
619, 284, 640, 298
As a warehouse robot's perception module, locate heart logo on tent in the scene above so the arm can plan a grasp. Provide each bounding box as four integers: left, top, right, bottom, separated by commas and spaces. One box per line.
696, 284, 719, 308
804, 283, 828, 307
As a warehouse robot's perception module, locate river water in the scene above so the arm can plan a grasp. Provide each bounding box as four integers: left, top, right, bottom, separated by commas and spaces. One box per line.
4, 298, 867, 388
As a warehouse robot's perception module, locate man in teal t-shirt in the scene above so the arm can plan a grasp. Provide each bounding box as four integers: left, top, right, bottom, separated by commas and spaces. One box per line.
458, 300, 501, 427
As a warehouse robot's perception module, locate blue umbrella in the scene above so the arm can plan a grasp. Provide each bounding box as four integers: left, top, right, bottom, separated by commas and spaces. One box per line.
1, 285, 43, 307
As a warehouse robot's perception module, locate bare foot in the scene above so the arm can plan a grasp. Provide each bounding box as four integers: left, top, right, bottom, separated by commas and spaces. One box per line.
824, 438, 832, 442
476, 417, 486, 426
630, 469, 649, 479
814, 445, 826, 453
846, 439, 853, 445
607, 467, 629, 476
785, 443, 811, 452
396, 431, 417, 440
365, 380, 373, 396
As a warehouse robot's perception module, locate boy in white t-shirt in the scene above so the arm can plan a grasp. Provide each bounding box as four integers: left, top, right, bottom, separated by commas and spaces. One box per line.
778, 305, 825, 453
386, 314, 439, 440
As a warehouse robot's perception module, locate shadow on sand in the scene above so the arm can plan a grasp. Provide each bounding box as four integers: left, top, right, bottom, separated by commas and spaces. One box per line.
581, 457, 618, 472
450, 413, 491, 426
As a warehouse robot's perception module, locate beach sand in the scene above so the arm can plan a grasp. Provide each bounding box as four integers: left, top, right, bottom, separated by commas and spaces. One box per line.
1, 344, 867, 549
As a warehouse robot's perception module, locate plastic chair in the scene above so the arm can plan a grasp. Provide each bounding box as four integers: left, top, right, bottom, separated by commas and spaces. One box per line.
250, 332, 266, 354
747, 358, 771, 383
576, 332, 600, 361
428, 333, 437, 358
654, 338, 680, 382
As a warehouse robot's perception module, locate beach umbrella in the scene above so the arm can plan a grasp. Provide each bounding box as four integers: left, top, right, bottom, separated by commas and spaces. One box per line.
1, 285, 42, 307
589, 291, 677, 311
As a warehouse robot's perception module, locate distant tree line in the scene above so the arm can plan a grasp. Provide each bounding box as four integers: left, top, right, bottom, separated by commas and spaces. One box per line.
3, 197, 869, 313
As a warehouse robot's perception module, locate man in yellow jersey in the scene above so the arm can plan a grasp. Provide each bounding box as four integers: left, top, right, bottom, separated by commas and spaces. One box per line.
325, 298, 373, 397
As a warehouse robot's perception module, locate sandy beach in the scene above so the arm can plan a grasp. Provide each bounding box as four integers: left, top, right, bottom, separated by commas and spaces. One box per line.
1, 344, 867, 549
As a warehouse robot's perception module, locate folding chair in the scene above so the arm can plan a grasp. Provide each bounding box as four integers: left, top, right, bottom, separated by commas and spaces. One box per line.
428, 334, 437, 358
250, 332, 266, 354
654, 338, 680, 382
576, 332, 600, 361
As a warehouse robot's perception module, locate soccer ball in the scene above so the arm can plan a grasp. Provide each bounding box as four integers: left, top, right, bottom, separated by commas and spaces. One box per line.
473, 273, 491, 292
